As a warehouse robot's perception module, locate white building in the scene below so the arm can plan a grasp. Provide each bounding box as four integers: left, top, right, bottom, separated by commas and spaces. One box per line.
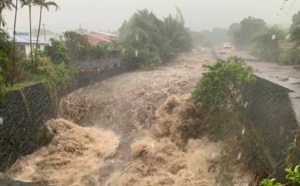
9, 31, 49, 57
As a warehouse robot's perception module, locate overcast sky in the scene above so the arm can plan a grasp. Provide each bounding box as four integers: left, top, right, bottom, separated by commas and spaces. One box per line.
2, 0, 300, 33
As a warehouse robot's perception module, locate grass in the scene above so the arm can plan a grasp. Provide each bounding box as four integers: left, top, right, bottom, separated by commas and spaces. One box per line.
5, 73, 48, 92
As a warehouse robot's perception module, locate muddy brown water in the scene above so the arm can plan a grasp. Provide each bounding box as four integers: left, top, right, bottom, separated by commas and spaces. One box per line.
0, 49, 251, 185
67, 50, 214, 185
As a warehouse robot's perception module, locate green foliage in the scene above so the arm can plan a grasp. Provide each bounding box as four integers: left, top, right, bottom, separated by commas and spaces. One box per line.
260, 179, 283, 186
119, 9, 192, 69
63, 31, 91, 60
20, 0, 35, 70
253, 27, 286, 62
37, 58, 73, 106
192, 56, 255, 114
290, 11, 300, 47
33, 0, 59, 71
44, 38, 70, 64
279, 44, 300, 65
234, 16, 266, 47
0, 0, 15, 27
89, 41, 109, 59
0, 32, 14, 91
228, 23, 241, 44
260, 164, 300, 186
37, 57, 72, 86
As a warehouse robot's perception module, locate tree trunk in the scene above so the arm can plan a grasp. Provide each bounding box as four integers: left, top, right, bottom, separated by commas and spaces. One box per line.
34, 5, 42, 69
29, 5, 34, 70
12, 0, 18, 86
0, 6, 4, 28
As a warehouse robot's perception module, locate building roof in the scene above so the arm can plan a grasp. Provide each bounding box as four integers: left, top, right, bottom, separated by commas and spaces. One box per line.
8, 32, 49, 45
85, 33, 113, 43
97, 31, 118, 38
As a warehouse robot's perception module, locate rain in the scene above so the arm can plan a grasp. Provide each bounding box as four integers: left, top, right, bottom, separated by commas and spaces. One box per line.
0, 0, 300, 186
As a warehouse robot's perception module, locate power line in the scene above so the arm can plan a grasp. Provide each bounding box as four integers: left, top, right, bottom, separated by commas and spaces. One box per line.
276, 0, 289, 25
280, 0, 288, 10
279, 0, 297, 24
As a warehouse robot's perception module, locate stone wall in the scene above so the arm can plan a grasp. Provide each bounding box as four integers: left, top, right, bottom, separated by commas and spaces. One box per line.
243, 75, 300, 179
0, 83, 55, 171
74, 66, 127, 88
68, 57, 122, 70
0, 64, 127, 172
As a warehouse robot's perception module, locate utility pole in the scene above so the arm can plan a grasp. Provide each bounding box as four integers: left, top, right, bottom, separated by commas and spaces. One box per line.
43, 24, 46, 41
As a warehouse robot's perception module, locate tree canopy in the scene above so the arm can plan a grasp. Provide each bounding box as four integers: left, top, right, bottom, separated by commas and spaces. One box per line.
63, 31, 91, 61
192, 56, 255, 114
44, 38, 70, 64
0, 32, 14, 97
233, 16, 266, 47
253, 27, 286, 62
290, 11, 300, 47
228, 23, 241, 44
119, 9, 192, 69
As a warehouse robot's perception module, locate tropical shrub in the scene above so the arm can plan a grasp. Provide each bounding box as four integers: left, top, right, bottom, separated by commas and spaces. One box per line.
63, 31, 91, 61
192, 56, 255, 114
253, 27, 286, 62
89, 41, 109, 59
260, 164, 300, 186
0, 32, 14, 87
44, 38, 70, 65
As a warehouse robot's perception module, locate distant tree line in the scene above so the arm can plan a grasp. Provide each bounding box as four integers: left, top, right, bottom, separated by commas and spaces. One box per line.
189, 12, 300, 65
228, 13, 300, 64
189, 28, 229, 47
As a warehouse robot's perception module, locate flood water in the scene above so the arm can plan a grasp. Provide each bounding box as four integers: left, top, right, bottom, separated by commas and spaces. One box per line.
0, 49, 252, 185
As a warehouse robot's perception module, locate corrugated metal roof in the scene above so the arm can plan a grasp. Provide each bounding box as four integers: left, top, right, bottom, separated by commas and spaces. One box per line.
85, 34, 112, 43
9, 32, 49, 44
95, 31, 118, 37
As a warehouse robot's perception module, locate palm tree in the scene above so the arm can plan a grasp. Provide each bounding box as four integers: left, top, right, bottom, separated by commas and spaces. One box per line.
0, 0, 15, 27
20, 0, 34, 69
12, 0, 18, 85
34, 0, 59, 68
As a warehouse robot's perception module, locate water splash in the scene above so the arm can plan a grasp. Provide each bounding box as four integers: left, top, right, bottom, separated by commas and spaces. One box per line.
241, 128, 245, 136
237, 152, 242, 161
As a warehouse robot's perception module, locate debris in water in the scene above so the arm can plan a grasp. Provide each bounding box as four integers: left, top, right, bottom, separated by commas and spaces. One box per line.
241, 129, 245, 136
237, 152, 242, 161
107, 137, 218, 186
244, 101, 248, 108
2, 119, 119, 186
0, 117, 3, 125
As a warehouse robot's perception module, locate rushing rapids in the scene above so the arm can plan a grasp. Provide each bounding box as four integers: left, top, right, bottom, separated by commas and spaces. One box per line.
0, 50, 252, 185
